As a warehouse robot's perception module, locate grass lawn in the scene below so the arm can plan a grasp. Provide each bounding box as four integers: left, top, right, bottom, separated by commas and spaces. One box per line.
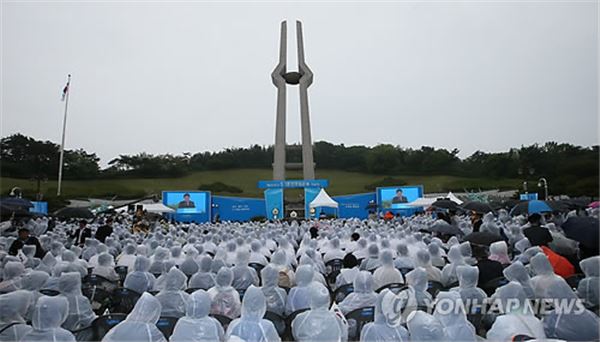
1, 169, 521, 200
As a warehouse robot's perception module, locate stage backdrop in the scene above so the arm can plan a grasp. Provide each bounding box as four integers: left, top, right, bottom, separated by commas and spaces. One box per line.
163, 191, 211, 223
212, 196, 266, 222
318, 192, 376, 219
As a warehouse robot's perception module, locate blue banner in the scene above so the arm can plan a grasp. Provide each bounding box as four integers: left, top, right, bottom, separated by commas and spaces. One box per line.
212, 196, 266, 221
331, 192, 376, 219
264, 189, 284, 220
30, 201, 48, 214
520, 193, 538, 201
304, 187, 321, 218
258, 179, 329, 189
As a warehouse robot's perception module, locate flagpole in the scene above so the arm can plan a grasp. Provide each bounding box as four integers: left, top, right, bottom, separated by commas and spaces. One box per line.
57, 74, 71, 197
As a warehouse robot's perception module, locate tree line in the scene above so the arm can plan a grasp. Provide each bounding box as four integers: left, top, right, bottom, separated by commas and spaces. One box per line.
1, 134, 598, 196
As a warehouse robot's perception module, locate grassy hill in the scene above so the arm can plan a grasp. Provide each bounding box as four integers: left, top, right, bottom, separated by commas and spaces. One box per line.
1, 169, 521, 201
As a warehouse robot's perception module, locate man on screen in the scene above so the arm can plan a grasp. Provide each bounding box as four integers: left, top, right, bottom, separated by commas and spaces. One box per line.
178, 193, 196, 208
391, 189, 408, 204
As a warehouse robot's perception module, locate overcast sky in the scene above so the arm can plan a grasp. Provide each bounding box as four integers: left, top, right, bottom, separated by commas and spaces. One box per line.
2, 1, 598, 166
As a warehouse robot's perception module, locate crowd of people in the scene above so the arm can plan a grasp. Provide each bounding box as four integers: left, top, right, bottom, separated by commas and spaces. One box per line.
0, 205, 599, 342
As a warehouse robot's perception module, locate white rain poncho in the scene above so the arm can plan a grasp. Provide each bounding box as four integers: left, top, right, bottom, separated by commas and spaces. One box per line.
170, 246, 185, 266
268, 250, 295, 288
22, 244, 40, 269
0, 290, 33, 342
542, 279, 600, 341
170, 289, 225, 342
359, 289, 409, 342
405, 267, 433, 308
20, 270, 50, 321
116, 244, 137, 269
155, 267, 190, 318
452, 265, 487, 310
208, 267, 241, 319
459, 242, 476, 265
393, 243, 415, 270
577, 256, 599, 308
149, 247, 170, 274
502, 261, 535, 299
486, 282, 546, 341
231, 250, 260, 291
179, 253, 199, 277
406, 311, 447, 341
249, 241, 268, 266
353, 239, 369, 260
59, 250, 88, 277
124, 256, 156, 294
298, 255, 327, 286
0, 261, 24, 294
303, 249, 326, 275
529, 253, 566, 299
489, 241, 511, 265
260, 265, 287, 316
359, 244, 381, 271
226, 285, 281, 342
101, 292, 166, 342
292, 283, 344, 342
323, 238, 346, 263
21, 295, 76, 342
441, 245, 466, 287
92, 253, 119, 281
334, 265, 360, 290
432, 291, 476, 341
189, 256, 215, 290
415, 250, 442, 283
58, 272, 96, 330
35, 253, 57, 275
285, 265, 316, 315
372, 250, 403, 290
427, 243, 445, 268
338, 271, 377, 314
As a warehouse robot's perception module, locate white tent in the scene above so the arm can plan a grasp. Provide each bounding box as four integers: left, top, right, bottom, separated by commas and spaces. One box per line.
309, 189, 339, 208
142, 203, 176, 213
407, 197, 437, 208
447, 192, 464, 205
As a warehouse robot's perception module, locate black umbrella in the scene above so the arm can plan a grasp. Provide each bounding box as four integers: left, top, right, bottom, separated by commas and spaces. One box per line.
0, 203, 34, 218
430, 220, 464, 236
54, 207, 95, 219
461, 201, 495, 214
464, 232, 503, 246
0, 197, 33, 210
561, 216, 599, 250
430, 199, 459, 211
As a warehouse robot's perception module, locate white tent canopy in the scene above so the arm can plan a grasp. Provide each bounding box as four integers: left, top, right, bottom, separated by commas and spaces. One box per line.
447, 192, 463, 205
141, 203, 176, 213
309, 189, 339, 208
407, 197, 437, 208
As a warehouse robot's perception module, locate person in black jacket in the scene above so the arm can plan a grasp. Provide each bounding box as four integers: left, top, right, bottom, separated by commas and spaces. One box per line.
523, 213, 553, 247
69, 220, 92, 247
8, 228, 45, 258
95, 217, 113, 243
472, 244, 503, 287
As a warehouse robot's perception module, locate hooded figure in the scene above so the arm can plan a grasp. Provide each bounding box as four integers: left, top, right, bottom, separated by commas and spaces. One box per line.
179, 251, 200, 277
292, 283, 344, 342
249, 240, 268, 266
268, 250, 295, 288
20, 270, 50, 321
149, 247, 170, 275
577, 256, 600, 308
415, 250, 442, 283
502, 261, 535, 299
116, 244, 137, 270
0, 261, 24, 294
231, 250, 260, 291
260, 265, 287, 316
208, 267, 241, 319
427, 243, 445, 268
405, 267, 433, 309
486, 282, 546, 342
452, 265, 487, 311
170, 289, 225, 342
406, 311, 447, 341
124, 256, 156, 294
359, 244, 381, 271
101, 292, 166, 342
58, 272, 96, 330
323, 238, 346, 264
155, 267, 190, 318
22, 244, 40, 269
543, 280, 599, 341
35, 253, 57, 275
393, 243, 415, 270
226, 286, 281, 342
92, 253, 119, 281
59, 250, 88, 278
529, 253, 566, 299
285, 265, 316, 315
21, 295, 76, 342
360, 289, 409, 342
432, 291, 477, 341
372, 250, 404, 290
0, 290, 32, 342
441, 245, 465, 287
338, 271, 377, 314
489, 241, 511, 265
189, 256, 215, 290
